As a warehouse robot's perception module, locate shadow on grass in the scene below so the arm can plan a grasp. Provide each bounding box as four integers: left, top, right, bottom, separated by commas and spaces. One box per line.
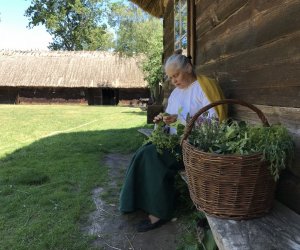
1, 126, 145, 186
121, 110, 147, 116
0, 126, 145, 249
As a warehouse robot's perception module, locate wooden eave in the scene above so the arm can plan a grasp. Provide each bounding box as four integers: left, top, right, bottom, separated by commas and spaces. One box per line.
130, 0, 165, 18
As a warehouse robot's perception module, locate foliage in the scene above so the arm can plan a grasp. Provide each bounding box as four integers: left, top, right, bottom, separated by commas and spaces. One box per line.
0, 105, 146, 249
176, 211, 217, 250
141, 35, 163, 102
106, 2, 162, 56
247, 125, 294, 180
106, 1, 163, 102
25, 0, 113, 50
175, 177, 217, 250
144, 116, 185, 161
188, 119, 295, 181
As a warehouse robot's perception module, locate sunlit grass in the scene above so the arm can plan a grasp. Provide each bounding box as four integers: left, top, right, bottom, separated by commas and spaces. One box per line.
0, 105, 146, 249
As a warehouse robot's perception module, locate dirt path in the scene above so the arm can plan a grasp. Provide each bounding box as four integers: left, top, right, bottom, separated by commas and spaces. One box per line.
84, 153, 183, 250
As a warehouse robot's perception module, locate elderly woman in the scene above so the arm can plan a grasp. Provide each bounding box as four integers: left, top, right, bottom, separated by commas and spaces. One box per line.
119, 50, 226, 232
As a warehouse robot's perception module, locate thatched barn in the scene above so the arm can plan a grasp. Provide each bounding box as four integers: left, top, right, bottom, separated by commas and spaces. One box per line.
131, 0, 300, 232
0, 50, 149, 105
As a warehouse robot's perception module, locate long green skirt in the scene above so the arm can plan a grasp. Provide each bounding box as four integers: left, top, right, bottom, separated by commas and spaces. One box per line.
119, 143, 182, 220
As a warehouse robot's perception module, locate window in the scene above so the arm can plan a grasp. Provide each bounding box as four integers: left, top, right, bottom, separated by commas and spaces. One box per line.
174, 0, 187, 55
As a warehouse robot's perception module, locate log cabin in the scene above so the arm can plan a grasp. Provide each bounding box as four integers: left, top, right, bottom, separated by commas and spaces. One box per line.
131, 0, 300, 249
0, 50, 149, 106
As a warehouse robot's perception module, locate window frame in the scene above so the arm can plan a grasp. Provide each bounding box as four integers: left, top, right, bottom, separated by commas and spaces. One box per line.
173, 0, 195, 63
174, 0, 188, 54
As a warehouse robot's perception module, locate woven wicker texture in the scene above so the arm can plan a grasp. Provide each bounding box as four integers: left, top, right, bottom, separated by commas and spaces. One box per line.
182, 99, 276, 220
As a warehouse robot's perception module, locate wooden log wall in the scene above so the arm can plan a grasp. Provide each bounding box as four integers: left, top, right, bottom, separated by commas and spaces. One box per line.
0, 87, 18, 104
162, 0, 175, 107
118, 88, 149, 100
194, 0, 300, 213
17, 87, 88, 104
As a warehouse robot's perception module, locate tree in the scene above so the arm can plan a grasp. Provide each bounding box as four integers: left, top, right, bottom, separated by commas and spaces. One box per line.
107, 1, 164, 103
25, 0, 113, 50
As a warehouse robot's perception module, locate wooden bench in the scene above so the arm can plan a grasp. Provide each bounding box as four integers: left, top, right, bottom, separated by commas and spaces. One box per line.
138, 128, 300, 249
206, 202, 300, 250
180, 170, 300, 249
180, 169, 300, 249
137, 128, 154, 137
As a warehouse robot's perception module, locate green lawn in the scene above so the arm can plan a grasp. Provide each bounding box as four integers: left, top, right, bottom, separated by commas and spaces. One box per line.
0, 105, 147, 250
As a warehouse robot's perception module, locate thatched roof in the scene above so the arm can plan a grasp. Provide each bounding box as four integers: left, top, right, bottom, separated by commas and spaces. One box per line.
130, 0, 165, 18
0, 50, 147, 89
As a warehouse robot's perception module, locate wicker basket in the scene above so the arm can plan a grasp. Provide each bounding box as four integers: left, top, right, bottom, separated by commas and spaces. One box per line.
181, 99, 276, 220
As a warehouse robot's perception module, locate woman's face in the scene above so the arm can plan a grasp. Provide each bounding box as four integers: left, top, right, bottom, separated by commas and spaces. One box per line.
166, 65, 193, 89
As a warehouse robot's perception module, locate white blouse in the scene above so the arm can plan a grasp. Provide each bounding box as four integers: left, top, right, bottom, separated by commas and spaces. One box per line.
165, 80, 216, 133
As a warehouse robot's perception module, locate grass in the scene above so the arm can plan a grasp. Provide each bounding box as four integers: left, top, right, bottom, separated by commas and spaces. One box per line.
0, 105, 147, 250
175, 177, 218, 250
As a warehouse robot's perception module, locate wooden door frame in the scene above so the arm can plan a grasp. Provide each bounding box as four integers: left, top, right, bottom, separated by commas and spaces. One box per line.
187, 0, 196, 64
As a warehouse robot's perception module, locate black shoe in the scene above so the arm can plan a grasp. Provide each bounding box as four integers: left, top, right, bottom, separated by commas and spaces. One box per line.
137, 218, 167, 232
197, 218, 209, 229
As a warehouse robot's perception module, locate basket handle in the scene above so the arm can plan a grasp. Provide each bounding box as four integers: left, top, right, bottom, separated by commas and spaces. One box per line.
181, 99, 270, 143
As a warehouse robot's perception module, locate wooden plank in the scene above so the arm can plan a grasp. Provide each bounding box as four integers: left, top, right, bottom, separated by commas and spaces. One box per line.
163, 0, 174, 68
195, 0, 215, 16
222, 86, 300, 108
197, 29, 300, 75
197, 31, 300, 78
206, 201, 300, 250
251, 0, 284, 12
189, 0, 196, 63
230, 104, 300, 132
137, 128, 153, 137
195, 0, 284, 37
197, 0, 300, 63
195, 1, 218, 36
196, 32, 300, 107
162, 0, 174, 99
222, 60, 300, 90
195, 1, 247, 37
164, 43, 175, 58
195, 0, 249, 36
164, 41, 174, 51
214, 0, 248, 25
252, 0, 300, 46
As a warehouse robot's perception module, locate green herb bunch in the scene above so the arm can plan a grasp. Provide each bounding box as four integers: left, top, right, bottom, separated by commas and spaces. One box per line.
248, 124, 294, 180
189, 119, 294, 181
144, 118, 185, 161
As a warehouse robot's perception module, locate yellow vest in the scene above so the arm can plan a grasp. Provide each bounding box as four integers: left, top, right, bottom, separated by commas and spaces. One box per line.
197, 75, 228, 122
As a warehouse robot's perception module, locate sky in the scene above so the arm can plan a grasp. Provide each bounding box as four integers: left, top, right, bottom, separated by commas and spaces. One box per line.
0, 0, 52, 50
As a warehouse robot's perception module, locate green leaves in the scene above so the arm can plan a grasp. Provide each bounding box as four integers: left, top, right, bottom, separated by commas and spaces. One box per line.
248, 124, 294, 180
189, 120, 294, 181
106, 1, 163, 102
25, 0, 113, 50
144, 122, 182, 161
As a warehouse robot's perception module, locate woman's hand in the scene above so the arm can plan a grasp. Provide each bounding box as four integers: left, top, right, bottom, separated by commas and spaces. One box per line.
163, 114, 177, 125
153, 113, 163, 124
153, 113, 177, 125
